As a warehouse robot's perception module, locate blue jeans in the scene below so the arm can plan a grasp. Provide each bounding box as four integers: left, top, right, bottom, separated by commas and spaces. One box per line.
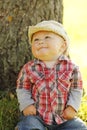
15, 115, 87, 130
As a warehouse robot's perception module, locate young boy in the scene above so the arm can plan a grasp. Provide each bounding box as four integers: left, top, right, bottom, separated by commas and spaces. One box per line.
15, 20, 87, 130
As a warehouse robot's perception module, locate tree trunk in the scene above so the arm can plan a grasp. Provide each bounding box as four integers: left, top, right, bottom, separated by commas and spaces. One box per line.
0, 0, 63, 90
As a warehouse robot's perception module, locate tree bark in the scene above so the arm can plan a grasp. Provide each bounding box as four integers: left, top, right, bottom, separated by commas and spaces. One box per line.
0, 0, 63, 90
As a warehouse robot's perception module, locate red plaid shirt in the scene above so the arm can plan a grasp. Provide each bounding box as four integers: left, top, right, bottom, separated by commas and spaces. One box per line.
17, 55, 82, 125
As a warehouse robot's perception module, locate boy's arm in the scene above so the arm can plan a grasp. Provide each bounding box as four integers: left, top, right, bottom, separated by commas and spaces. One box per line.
16, 65, 35, 112
62, 88, 82, 120
67, 66, 83, 112
67, 88, 82, 112
16, 88, 35, 111
62, 66, 83, 120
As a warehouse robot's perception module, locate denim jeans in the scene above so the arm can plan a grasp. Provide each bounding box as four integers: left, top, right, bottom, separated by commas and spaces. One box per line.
15, 115, 87, 130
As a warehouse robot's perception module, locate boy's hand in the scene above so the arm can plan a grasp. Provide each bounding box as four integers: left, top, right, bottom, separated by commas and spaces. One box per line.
23, 105, 36, 116
61, 106, 77, 120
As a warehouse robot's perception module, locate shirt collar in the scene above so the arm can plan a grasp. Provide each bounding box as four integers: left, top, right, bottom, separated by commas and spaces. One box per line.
33, 55, 70, 66
58, 55, 70, 61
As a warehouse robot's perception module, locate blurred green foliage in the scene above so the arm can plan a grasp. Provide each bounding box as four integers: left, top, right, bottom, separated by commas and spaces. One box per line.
0, 91, 20, 130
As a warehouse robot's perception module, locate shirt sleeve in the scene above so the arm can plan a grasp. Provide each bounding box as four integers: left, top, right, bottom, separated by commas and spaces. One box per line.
16, 66, 35, 111
67, 66, 83, 111
16, 88, 34, 111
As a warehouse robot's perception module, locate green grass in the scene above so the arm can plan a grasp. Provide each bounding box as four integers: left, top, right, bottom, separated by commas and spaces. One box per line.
0, 92, 20, 130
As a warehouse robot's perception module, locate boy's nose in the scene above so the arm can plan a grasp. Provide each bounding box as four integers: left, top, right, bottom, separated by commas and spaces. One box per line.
38, 39, 45, 44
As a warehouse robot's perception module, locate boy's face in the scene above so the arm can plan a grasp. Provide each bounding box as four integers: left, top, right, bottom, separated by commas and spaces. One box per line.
31, 31, 66, 61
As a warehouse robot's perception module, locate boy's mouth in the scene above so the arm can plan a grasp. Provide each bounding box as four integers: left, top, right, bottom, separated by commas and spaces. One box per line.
38, 46, 48, 51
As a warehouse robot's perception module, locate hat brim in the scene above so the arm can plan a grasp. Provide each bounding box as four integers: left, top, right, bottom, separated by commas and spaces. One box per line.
28, 26, 65, 44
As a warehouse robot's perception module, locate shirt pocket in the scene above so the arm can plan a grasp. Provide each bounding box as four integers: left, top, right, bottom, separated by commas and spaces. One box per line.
32, 76, 45, 95
58, 70, 72, 93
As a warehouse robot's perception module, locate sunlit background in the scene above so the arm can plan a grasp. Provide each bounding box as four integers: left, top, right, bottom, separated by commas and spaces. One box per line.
63, 0, 87, 91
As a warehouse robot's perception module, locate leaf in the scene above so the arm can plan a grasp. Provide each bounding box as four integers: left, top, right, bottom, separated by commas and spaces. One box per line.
7, 16, 13, 22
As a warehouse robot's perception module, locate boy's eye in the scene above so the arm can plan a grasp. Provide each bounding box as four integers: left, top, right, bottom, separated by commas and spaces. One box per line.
45, 36, 50, 39
33, 38, 39, 42
33, 35, 51, 43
